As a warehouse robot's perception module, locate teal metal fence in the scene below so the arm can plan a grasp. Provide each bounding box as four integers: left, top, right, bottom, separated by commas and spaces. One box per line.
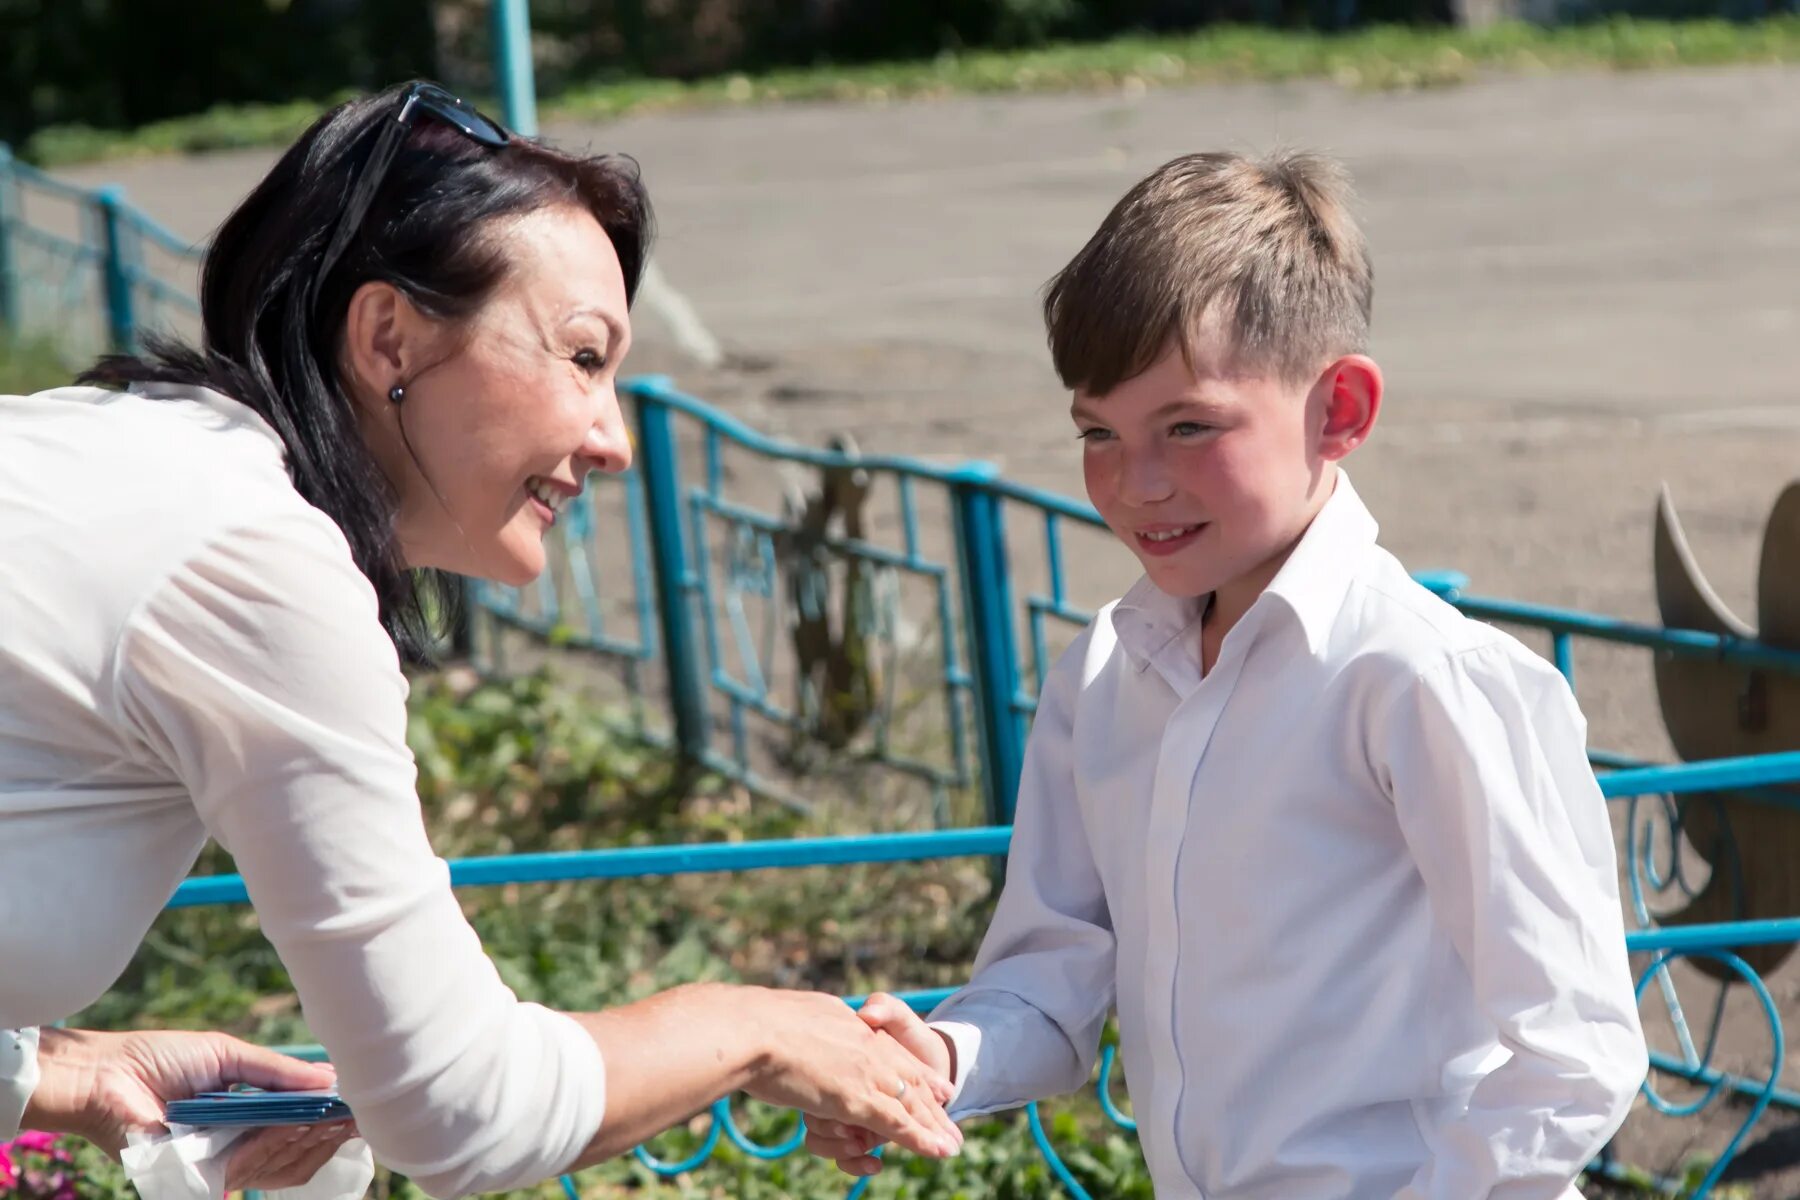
10, 151, 1800, 1199
0, 147, 200, 356
163, 750, 1800, 1199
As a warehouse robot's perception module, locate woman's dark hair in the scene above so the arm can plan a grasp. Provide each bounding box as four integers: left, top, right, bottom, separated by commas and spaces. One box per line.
81, 80, 653, 663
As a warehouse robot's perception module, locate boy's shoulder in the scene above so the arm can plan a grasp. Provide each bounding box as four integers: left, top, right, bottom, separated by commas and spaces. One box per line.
1336, 546, 1567, 693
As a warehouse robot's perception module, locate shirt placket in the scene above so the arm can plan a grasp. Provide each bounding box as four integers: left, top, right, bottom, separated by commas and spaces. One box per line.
1139, 628, 1256, 1197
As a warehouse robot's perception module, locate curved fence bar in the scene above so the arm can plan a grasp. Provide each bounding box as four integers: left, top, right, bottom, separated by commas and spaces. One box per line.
1025, 1101, 1094, 1200
717, 1101, 808, 1159
1095, 1045, 1136, 1132
631, 1105, 724, 1175
202, 795, 1800, 1199
1633, 949, 1784, 1199
18, 155, 1800, 1200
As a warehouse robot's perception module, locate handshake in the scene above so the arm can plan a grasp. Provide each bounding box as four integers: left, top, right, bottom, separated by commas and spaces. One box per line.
798, 992, 961, 1179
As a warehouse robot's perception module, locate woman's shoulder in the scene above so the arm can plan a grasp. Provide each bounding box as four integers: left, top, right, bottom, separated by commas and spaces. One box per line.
1, 383, 355, 620
11, 382, 288, 470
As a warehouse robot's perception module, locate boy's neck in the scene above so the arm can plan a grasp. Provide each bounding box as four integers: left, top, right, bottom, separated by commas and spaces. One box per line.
1197, 475, 1340, 674
1200, 568, 1280, 676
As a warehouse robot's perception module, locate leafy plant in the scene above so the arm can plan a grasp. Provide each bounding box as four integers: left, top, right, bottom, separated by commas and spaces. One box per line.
53, 669, 1734, 1200
0, 337, 76, 396
0, 1134, 83, 1200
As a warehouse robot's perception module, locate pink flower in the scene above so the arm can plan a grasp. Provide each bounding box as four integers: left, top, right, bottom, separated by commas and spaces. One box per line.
0, 1134, 84, 1199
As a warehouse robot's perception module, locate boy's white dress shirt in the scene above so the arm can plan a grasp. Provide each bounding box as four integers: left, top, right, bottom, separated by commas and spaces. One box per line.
931, 474, 1647, 1200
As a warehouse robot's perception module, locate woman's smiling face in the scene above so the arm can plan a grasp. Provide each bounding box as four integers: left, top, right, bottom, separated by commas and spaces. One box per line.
350, 204, 635, 585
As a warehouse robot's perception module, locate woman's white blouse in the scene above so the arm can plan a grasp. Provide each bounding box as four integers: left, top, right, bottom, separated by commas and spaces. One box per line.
0, 385, 606, 1197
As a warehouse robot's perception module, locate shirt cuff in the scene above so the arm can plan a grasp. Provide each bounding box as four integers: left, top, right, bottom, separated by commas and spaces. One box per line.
927, 1020, 983, 1118
0, 1028, 43, 1138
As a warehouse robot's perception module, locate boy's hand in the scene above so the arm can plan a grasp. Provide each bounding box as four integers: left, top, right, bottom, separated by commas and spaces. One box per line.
803, 993, 957, 1177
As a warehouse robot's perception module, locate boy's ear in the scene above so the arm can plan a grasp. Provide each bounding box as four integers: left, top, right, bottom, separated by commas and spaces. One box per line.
1315, 355, 1382, 461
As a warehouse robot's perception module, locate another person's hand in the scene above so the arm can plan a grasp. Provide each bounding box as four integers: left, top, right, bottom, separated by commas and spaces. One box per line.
799, 993, 957, 1177
738, 989, 961, 1162
25, 1027, 359, 1191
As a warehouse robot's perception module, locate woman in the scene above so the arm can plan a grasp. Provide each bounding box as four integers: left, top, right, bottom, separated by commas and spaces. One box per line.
0, 81, 960, 1196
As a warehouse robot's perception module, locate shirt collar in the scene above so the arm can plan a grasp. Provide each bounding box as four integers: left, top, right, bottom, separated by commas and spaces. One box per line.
1109, 471, 1379, 669
1259, 471, 1379, 655
1110, 575, 1208, 672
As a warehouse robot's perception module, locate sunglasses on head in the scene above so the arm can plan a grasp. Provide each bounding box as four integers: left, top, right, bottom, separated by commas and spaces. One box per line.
312, 82, 511, 309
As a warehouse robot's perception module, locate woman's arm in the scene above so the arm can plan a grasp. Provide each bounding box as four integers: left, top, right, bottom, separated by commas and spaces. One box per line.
568, 983, 959, 1168
112, 509, 954, 1198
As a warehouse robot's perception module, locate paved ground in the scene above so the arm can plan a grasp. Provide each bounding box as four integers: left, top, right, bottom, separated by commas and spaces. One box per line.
53, 63, 1800, 1191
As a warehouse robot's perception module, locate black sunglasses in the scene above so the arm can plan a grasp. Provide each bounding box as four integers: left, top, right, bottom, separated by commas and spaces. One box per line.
313, 82, 511, 308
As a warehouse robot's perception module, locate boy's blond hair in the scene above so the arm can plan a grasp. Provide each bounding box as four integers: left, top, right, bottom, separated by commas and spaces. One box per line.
1044, 150, 1372, 393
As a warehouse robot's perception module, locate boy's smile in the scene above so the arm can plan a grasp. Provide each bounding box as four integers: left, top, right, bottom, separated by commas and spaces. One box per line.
1132, 522, 1208, 556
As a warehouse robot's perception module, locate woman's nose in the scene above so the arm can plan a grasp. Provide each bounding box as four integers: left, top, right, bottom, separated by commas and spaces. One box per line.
580, 391, 633, 476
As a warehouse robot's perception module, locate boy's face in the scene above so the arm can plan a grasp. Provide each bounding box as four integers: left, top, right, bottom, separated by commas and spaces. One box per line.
1072, 336, 1373, 606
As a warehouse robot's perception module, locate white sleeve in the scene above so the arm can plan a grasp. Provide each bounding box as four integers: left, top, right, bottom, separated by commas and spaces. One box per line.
0, 1028, 41, 1138
1383, 644, 1647, 1200
112, 510, 605, 1199
928, 637, 1116, 1118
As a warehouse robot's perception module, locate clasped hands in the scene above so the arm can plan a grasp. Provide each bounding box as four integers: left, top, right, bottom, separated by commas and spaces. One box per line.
800, 993, 959, 1179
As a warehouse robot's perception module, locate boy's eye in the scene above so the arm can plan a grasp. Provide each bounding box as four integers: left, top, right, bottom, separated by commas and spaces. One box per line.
1076, 428, 1113, 443
573, 348, 606, 373
1170, 421, 1210, 438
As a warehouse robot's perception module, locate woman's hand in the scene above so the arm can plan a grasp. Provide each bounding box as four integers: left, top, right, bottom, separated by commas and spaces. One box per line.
798, 992, 958, 1177
739, 988, 962, 1160
571, 982, 960, 1170
26, 1028, 358, 1189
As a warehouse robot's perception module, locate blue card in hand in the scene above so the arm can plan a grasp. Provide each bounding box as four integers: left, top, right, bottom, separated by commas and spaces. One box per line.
166, 1089, 352, 1128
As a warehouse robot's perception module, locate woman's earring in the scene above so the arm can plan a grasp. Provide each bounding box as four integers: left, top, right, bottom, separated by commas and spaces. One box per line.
388, 384, 406, 406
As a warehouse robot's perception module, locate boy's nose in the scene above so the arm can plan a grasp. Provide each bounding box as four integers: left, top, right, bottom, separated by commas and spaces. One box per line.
1118, 455, 1176, 507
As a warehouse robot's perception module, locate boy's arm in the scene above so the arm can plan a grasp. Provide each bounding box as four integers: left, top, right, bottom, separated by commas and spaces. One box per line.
1383, 644, 1648, 1200
927, 639, 1118, 1120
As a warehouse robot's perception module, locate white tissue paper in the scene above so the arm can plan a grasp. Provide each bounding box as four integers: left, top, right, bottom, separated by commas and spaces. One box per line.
122, 1124, 374, 1200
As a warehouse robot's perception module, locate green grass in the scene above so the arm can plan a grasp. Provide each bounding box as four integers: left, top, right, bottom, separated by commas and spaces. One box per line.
20, 16, 1800, 168
0, 335, 79, 394
31, 667, 1747, 1200
61, 668, 1125, 1200
23, 94, 358, 171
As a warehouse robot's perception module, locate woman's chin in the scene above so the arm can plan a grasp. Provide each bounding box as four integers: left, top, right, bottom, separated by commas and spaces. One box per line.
482, 540, 547, 588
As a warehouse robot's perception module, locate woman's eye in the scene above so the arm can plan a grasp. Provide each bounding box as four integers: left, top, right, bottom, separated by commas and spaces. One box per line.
573, 348, 606, 373
1076, 428, 1113, 443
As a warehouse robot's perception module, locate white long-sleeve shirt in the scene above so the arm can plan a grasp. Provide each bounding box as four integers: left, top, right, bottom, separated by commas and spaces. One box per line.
0, 385, 606, 1197
930, 474, 1647, 1200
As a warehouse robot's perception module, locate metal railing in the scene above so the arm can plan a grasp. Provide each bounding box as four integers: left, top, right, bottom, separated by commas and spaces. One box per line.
10, 152, 1800, 1198
162, 747, 1800, 1198
456, 376, 1800, 1196
0, 146, 201, 357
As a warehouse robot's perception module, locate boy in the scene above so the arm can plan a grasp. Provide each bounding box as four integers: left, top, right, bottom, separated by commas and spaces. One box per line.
805, 151, 1647, 1198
